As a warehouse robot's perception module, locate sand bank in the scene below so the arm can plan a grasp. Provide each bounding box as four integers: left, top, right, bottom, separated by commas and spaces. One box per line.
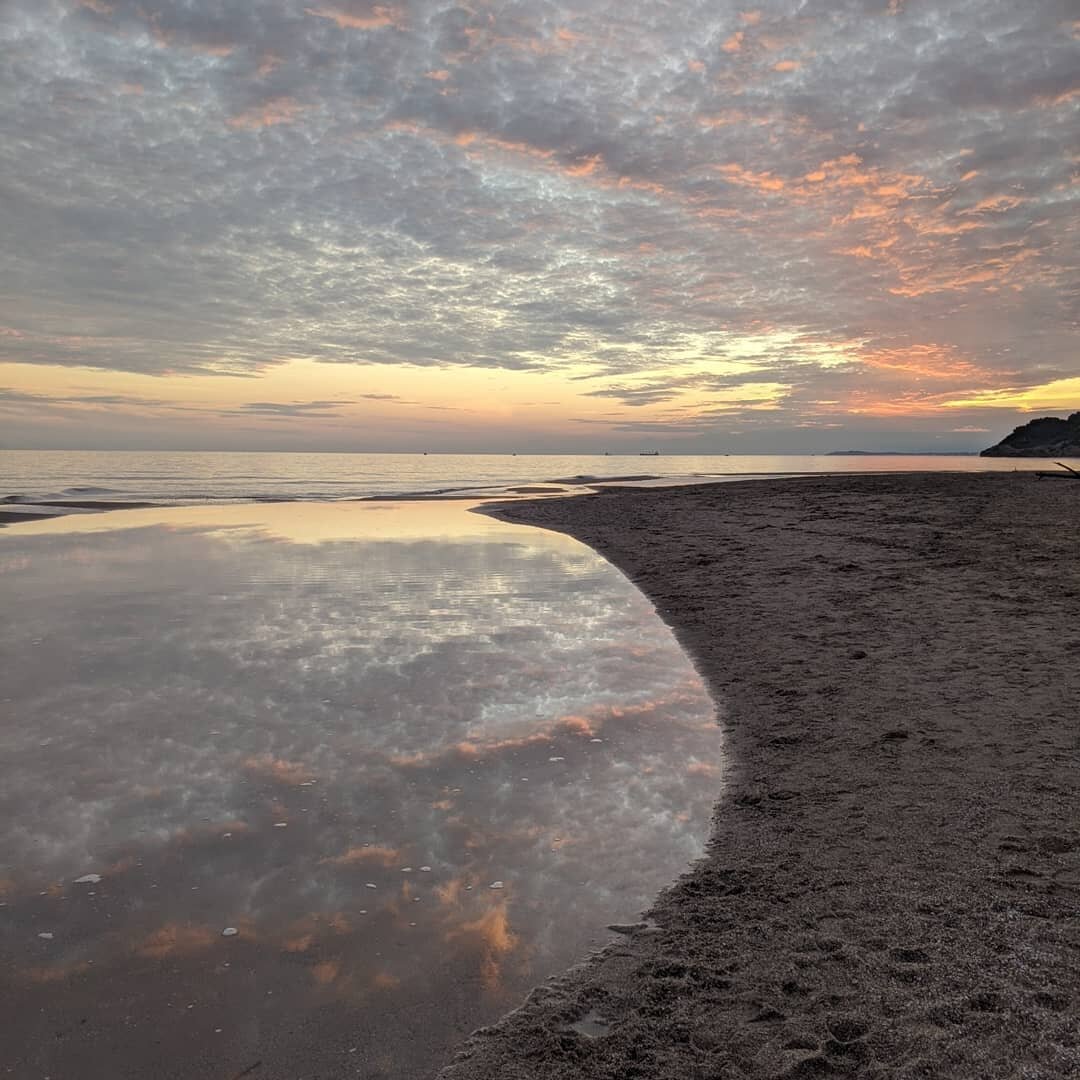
441, 473, 1080, 1079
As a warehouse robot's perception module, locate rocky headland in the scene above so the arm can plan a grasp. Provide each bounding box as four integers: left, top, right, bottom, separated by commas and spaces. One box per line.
980, 412, 1080, 457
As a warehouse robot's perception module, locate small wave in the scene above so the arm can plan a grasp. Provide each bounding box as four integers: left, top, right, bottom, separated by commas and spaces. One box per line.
547, 473, 661, 485
356, 484, 493, 501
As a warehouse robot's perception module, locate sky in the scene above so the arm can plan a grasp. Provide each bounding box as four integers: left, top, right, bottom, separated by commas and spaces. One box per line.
0, 0, 1077, 453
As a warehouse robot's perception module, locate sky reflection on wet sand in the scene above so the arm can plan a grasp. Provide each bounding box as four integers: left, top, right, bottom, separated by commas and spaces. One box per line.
0, 501, 720, 1078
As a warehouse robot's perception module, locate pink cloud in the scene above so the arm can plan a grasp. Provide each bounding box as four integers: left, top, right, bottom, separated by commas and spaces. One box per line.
226, 96, 307, 130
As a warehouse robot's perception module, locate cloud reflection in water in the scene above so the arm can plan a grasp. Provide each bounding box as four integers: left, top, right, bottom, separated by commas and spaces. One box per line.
0, 501, 720, 1078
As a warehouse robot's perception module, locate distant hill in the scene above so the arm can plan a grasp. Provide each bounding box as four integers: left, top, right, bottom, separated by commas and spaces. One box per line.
825, 450, 973, 456
981, 412, 1080, 457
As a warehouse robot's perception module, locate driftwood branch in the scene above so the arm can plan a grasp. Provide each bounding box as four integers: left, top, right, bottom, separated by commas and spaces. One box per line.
1035, 462, 1080, 480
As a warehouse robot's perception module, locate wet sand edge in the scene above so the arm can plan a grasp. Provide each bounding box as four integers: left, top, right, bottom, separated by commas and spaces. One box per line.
438, 472, 1080, 1079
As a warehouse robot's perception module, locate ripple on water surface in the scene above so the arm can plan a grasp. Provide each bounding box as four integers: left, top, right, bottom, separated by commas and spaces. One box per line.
0, 501, 721, 1079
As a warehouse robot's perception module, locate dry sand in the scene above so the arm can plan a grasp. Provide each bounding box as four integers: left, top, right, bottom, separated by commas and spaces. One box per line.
440, 473, 1080, 1079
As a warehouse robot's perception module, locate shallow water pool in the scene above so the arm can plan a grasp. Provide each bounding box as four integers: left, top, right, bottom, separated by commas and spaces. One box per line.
0, 501, 720, 1079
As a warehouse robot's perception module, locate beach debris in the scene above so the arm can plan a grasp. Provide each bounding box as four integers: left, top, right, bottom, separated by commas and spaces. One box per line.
228, 1062, 263, 1080
38, 932, 54, 940
221, 927, 239, 937
419, 866, 432, 872
400, 867, 413, 872
548, 756, 565, 762
365, 883, 377, 889
1036, 462, 1080, 480
489, 881, 505, 890
272, 822, 288, 828
74, 873, 102, 884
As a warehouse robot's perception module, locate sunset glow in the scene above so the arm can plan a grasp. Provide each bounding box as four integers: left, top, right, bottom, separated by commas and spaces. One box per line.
1, 1, 1076, 451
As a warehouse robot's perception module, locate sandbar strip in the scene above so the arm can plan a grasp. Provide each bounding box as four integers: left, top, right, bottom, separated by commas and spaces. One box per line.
440, 473, 1080, 1079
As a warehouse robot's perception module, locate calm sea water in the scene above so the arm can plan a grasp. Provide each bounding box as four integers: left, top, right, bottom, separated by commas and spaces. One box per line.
2, 448, 1069, 508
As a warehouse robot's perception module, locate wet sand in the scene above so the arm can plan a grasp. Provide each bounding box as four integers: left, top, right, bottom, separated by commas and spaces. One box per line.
442, 473, 1080, 1079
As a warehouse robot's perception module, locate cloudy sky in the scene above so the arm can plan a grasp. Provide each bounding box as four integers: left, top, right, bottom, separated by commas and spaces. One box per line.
1, 0, 1076, 452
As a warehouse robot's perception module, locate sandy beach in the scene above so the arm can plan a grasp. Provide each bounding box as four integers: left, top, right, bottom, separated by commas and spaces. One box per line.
441, 473, 1080, 1079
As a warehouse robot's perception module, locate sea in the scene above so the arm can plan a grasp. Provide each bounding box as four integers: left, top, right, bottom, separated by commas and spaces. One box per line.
2, 448, 1069, 514
0, 445, 1073, 1076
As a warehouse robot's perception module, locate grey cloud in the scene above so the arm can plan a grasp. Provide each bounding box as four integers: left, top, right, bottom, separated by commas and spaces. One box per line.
233, 399, 353, 415
0, 0, 1075, 443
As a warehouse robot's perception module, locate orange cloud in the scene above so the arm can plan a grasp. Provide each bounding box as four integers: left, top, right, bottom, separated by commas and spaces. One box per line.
435, 877, 468, 906
564, 154, 603, 177
312, 960, 341, 985
283, 933, 315, 953
773, 59, 799, 72
226, 96, 307, 131
322, 845, 401, 867
721, 31, 744, 52
137, 923, 217, 959
888, 245, 1039, 297
446, 903, 518, 991
857, 342, 986, 380
387, 119, 680, 204
257, 52, 283, 76
696, 109, 767, 129
23, 961, 94, 984
1033, 86, 1080, 107
305, 4, 404, 30
389, 711, 600, 770
960, 194, 1024, 215
459, 21, 584, 58
716, 162, 785, 192
242, 753, 315, 785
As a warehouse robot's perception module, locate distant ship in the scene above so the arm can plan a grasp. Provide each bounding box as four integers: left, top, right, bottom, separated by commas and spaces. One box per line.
639, 450, 660, 456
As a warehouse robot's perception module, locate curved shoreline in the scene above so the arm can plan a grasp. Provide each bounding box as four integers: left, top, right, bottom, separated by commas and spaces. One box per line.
441, 473, 1080, 1079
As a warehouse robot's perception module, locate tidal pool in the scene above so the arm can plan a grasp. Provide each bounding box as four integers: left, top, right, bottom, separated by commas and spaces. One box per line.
0, 501, 720, 1079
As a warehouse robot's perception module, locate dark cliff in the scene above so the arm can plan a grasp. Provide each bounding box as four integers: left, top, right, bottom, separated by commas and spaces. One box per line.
981, 412, 1080, 457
